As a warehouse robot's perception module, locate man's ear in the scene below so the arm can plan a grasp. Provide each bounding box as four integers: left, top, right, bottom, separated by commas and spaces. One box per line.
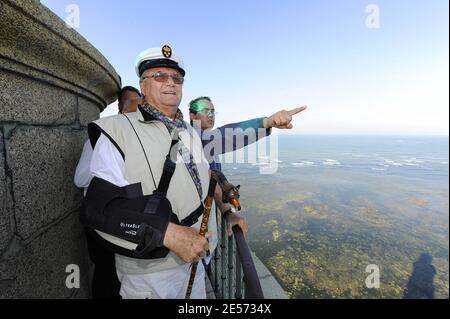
139, 79, 145, 95
189, 112, 196, 122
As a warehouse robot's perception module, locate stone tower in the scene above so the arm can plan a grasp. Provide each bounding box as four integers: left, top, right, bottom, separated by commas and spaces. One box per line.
0, 0, 120, 298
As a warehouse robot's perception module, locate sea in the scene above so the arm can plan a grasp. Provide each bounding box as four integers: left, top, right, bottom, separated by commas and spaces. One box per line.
219, 135, 449, 298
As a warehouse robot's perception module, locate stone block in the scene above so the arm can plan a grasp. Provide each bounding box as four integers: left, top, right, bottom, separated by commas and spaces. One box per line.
0, 212, 90, 298
78, 97, 100, 127
7, 127, 85, 239
0, 72, 77, 125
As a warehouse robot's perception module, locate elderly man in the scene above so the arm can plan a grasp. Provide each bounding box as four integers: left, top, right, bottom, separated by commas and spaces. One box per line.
81, 45, 305, 299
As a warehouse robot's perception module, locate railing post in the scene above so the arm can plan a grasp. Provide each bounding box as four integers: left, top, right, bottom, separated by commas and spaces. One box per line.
235, 250, 243, 299
207, 211, 263, 299
213, 227, 220, 295
227, 231, 234, 299
220, 210, 227, 298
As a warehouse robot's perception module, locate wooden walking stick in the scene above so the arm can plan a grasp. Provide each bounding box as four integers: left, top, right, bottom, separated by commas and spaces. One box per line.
185, 169, 241, 299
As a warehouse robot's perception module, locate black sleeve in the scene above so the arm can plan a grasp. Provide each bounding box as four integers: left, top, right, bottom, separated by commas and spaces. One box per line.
88, 122, 125, 159
80, 177, 179, 259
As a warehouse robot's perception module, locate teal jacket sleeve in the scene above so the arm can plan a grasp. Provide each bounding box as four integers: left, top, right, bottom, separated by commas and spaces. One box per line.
201, 117, 272, 155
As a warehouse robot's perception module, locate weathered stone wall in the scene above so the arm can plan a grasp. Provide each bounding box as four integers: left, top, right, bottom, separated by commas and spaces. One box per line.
0, 0, 120, 298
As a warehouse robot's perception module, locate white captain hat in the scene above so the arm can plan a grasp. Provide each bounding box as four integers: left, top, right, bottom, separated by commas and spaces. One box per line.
135, 45, 185, 77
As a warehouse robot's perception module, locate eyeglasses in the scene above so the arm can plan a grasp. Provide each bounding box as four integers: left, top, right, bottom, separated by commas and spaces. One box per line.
142, 71, 184, 85
199, 109, 218, 118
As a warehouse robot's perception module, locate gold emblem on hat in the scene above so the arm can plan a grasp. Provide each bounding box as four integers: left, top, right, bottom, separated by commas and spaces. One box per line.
162, 45, 172, 58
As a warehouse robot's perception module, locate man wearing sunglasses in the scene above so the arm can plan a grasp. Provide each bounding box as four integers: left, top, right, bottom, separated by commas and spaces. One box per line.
189, 96, 250, 237
82, 46, 214, 299
81, 45, 306, 299
188, 96, 307, 237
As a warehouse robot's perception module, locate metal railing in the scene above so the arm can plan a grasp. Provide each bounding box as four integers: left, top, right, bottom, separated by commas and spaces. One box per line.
207, 208, 264, 299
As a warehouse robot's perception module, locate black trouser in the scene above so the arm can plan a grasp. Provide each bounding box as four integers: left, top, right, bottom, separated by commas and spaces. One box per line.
85, 228, 121, 299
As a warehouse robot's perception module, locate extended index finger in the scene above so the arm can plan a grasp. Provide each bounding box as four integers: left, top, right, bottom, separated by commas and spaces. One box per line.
288, 105, 307, 116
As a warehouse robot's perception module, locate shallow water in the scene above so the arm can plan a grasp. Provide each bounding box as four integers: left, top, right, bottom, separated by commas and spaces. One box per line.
221, 135, 449, 298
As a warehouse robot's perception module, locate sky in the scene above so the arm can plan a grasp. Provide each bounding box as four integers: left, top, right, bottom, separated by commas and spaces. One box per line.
41, 0, 449, 135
